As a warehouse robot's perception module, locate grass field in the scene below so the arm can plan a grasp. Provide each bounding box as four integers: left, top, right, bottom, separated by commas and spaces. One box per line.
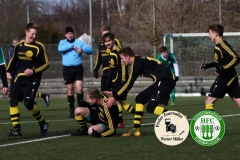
0, 96, 240, 160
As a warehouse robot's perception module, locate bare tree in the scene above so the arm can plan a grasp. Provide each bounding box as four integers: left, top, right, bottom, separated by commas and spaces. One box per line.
0, 0, 27, 44
51, 0, 90, 37
1, 0, 240, 45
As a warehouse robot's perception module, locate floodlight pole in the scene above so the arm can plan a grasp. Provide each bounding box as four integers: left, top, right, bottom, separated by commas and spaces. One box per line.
219, 0, 222, 24
27, 0, 30, 23
101, 0, 103, 27
89, 0, 93, 76
153, 0, 156, 58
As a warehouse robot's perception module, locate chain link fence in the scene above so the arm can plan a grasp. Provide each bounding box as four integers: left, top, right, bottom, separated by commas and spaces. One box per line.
1, 42, 152, 79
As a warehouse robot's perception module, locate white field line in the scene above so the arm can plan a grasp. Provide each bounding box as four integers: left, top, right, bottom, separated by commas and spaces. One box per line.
0, 117, 154, 125
0, 135, 70, 148
0, 119, 74, 125
0, 113, 239, 148
125, 113, 240, 127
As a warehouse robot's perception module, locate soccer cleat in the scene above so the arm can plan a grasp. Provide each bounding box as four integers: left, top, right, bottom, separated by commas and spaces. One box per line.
68, 109, 75, 118
68, 113, 75, 118
170, 102, 175, 106
39, 122, 49, 136
7, 128, 22, 136
122, 128, 141, 137
117, 122, 125, 128
43, 94, 50, 107
71, 129, 88, 136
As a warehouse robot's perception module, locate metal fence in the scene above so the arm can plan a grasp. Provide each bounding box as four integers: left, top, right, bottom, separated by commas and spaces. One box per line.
1, 42, 153, 79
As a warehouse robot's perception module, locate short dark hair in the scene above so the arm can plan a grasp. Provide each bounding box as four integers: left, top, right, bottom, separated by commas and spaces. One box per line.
207, 24, 224, 37
102, 32, 114, 42
65, 26, 74, 34
119, 47, 135, 57
12, 38, 18, 41
160, 46, 168, 53
26, 22, 39, 31
101, 25, 111, 32
85, 88, 101, 99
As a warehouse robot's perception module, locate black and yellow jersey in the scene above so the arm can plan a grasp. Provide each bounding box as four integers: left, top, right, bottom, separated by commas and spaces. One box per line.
106, 46, 128, 90
206, 39, 240, 84
83, 92, 119, 137
6, 40, 49, 83
113, 56, 173, 100
94, 38, 122, 76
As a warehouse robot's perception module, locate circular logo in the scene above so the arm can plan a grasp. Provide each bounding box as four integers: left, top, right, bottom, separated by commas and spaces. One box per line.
190, 111, 225, 146
154, 111, 189, 146
26, 50, 33, 58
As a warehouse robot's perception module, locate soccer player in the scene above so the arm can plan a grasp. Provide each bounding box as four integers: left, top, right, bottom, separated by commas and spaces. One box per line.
103, 33, 135, 128
0, 47, 8, 96
157, 46, 179, 106
71, 87, 119, 137
105, 47, 180, 136
93, 25, 124, 128
6, 22, 49, 136
93, 25, 122, 91
7, 38, 50, 107
58, 26, 93, 118
200, 24, 240, 111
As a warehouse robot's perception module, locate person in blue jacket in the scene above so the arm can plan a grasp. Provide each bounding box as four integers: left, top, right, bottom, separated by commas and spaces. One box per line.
58, 26, 93, 118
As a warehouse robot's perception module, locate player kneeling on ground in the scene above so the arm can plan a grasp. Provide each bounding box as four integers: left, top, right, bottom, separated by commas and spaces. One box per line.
71, 87, 119, 137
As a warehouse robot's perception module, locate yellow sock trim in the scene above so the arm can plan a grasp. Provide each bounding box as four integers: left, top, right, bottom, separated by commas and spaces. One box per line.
133, 103, 144, 125
136, 103, 144, 112
75, 115, 87, 128
134, 114, 142, 124
10, 106, 20, 126
206, 104, 214, 110
122, 101, 133, 112
154, 106, 165, 115
10, 106, 19, 115
36, 92, 41, 98
117, 102, 123, 117
75, 115, 84, 121
30, 104, 44, 122
30, 104, 40, 115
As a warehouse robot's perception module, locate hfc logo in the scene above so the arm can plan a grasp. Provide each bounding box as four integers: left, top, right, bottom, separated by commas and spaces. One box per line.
190, 111, 225, 146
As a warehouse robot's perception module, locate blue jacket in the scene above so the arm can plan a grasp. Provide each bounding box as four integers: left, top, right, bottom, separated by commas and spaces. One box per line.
6, 44, 14, 65
7, 44, 19, 67
58, 38, 93, 66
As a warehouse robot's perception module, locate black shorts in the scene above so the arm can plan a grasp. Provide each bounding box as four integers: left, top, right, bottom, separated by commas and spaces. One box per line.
87, 108, 119, 129
63, 65, 84, 85
209, 76, 240, 99
10, 79, 40, 106
136, 79, 176, 106
100, 76, 108, 91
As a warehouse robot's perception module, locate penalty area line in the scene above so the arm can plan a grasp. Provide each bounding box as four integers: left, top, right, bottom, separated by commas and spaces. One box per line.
0, 134, 70, 148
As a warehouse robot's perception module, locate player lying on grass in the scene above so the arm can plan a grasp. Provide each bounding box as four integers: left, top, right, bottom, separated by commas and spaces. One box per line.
71, 87, 119, 137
